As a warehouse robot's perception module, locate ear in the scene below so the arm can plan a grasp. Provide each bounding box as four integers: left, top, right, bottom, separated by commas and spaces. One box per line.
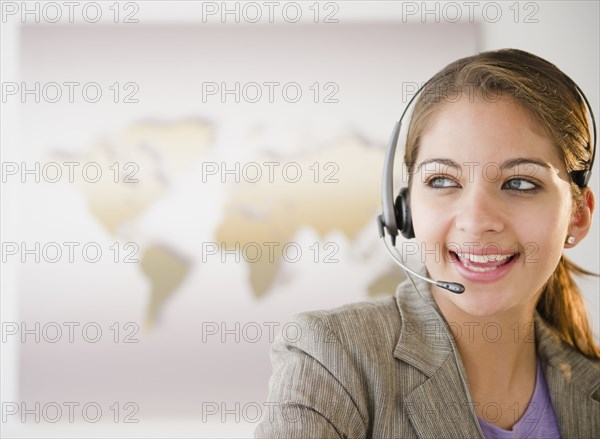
565, 187, 595, 248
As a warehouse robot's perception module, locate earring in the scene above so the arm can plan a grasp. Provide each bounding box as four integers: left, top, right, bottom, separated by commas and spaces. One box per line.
566, 235, 576, 245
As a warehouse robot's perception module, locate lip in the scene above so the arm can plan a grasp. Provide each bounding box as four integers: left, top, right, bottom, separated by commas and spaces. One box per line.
450, 251, 520, 283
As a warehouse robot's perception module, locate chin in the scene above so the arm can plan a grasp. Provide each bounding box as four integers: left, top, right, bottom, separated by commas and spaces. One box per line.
450, 295, 514, 319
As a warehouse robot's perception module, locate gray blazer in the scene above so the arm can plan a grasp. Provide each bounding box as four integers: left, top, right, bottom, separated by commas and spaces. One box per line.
255, 274, 600, 438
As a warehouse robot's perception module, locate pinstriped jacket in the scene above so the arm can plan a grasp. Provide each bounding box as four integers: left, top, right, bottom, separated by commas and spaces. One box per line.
255, 274, 600, 438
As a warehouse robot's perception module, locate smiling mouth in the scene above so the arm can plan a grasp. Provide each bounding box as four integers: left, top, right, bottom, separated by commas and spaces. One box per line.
450, 251, 519, 272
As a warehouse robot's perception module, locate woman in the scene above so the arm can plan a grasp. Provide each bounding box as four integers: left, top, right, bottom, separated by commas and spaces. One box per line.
255, 49, 599, 438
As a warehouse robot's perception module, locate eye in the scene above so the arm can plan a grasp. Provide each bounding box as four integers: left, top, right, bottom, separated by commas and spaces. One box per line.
427, 176, 460, 189
503, 178, 539, 191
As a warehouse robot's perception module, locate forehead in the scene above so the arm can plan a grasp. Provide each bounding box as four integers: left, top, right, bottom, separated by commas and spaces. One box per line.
417, 96, 565, 170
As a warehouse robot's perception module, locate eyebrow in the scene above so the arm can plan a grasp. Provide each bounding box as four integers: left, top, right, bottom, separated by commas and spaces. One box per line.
417, 157, 554, 172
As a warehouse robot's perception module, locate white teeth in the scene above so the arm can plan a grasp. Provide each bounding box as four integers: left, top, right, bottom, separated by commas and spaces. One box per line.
459, 253, 513, 263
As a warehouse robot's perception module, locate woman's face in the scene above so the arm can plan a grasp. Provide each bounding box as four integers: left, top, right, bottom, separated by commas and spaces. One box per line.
410, 95, 578, 318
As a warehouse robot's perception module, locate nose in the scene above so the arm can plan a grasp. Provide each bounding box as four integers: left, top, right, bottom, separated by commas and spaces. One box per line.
454, 186, 505, 238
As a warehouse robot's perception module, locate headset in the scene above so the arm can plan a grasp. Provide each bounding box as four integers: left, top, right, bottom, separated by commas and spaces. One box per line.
376, 69, 597, 295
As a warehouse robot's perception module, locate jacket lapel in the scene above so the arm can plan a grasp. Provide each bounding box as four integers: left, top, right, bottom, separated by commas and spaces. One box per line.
392, 272, 600, 438
402, 359, 486, 438
535, 314, 600, 438
393, 273, 484, 438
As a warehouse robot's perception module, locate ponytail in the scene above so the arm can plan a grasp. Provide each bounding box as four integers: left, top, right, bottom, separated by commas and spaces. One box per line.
536, 255, 600, 359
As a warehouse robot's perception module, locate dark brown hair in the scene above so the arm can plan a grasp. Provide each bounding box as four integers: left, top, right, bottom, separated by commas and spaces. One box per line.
404, 48, 599, 358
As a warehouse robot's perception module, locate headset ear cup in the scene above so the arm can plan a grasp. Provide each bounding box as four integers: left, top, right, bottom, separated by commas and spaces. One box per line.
396, 187, 415, 239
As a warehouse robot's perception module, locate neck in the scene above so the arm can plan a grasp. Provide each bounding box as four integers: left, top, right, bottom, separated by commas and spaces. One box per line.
429, 287, 542, 430
432, 289, 539, 391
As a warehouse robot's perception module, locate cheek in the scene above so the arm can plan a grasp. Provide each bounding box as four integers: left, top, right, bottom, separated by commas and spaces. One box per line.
516, 194, 571, 252
410, 197, 447, 244
521, 213, 569, 269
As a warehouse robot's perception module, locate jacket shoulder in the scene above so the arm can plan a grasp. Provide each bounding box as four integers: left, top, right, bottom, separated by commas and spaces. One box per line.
286, 296, 402, 354
256, 297, 403, 439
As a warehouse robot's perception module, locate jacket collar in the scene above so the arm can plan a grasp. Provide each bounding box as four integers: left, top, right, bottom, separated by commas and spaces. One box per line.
393, 269, 600, 438
393, 270, 454, 376
393, 270, 484, 437
535, 314, 600, 395
534, 312, 600, 438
